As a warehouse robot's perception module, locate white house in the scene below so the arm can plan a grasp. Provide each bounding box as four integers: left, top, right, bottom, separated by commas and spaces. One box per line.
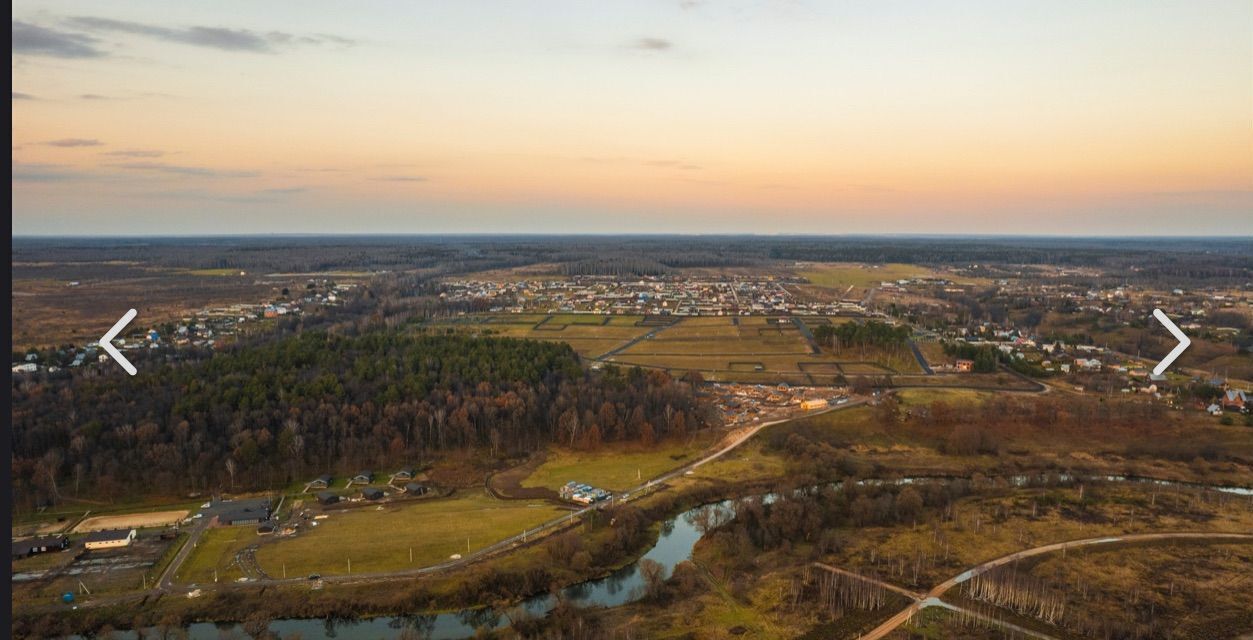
84, 529, 136, 550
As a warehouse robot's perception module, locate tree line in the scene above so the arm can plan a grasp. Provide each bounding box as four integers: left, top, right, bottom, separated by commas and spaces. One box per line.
10, 331, 713, 511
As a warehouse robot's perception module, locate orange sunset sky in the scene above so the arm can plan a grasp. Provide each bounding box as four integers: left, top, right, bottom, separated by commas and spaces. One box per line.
12, 1, 1253, 235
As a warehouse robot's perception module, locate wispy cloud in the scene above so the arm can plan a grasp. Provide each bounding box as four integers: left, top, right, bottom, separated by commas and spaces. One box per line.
102, 149, 165, 158
257, 186, 308, 195
65, 16, 355, 53
373, 175, 428, 182
13, 21, 105, 58
13, 91, 37, 100
79, 93, 111, 100
630, 37, 672, 51
12, 163, 96, 182
112, 161, 259, 178
44, 138, 104, 147
645, 160, 701, 170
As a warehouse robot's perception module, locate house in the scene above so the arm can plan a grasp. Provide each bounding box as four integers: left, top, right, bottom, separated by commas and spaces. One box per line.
84, 529, 136, 550
351, 471, 374, 485
12, 535, 69, 559
954, 359, 974, 373
404, 482, 428, 496
316, 491, 339, 506
361, 487, 385, 501
1207, 404, 1224, 416
309, 474, 332, 490
11, 363, 37, 373
216, 497, 273, 526
393, 467, 416, 481
1222, 389, 1248, 411
1208, 377, 1229, 390
256, 524, 276, 535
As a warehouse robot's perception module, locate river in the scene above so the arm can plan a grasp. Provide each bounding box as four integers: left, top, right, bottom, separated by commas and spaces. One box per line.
111, 473, 1251, 639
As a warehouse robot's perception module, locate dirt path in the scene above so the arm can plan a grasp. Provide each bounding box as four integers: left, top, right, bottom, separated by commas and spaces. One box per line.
854, 531, 1253, 640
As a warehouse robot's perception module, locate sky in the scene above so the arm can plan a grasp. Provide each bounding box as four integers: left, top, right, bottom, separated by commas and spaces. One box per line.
12, 1, 1253, 236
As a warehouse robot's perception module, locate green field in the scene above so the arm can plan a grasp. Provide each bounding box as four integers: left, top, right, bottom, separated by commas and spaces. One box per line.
522, 438, 711, 493
249, 492, 565, 577
177, 527, 250, 584
798, 262, 984, 288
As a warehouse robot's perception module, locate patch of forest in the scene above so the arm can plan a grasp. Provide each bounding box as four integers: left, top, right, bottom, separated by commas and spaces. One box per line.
10, 331, 712, 510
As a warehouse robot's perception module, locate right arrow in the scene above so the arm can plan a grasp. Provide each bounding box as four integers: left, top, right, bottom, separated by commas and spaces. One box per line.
100, 309, 138, 376
1151, 308, 1190, 376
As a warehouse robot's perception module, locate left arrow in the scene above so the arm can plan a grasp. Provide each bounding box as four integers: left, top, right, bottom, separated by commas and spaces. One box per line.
100, 309, 138, 375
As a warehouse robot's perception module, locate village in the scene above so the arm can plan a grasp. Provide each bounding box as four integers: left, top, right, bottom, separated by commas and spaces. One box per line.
439, 275, 871, 317
11, 280, 356, 376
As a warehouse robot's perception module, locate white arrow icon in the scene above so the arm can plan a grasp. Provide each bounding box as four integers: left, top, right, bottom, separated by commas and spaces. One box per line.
100, 309, 138, 376
1151, 308, 1190, 376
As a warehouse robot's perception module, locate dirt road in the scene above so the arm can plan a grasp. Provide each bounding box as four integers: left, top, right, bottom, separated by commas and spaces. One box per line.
855, 531, 1253, 640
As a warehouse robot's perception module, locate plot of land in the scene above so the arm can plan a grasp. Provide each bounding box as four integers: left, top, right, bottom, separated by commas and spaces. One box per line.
74, 509, 188, 533
249, 493, 565, 577
521, 437, 712, 493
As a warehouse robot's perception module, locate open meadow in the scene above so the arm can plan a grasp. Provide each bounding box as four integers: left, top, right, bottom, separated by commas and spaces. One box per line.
248, 492, 566, 577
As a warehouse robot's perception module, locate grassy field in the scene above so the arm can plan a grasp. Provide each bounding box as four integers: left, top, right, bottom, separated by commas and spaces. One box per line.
522, 437, 713, 492
250, 492, 565, 577
177, 527, 250, 584
797, 262, 985, 288
429, 314, 653, 358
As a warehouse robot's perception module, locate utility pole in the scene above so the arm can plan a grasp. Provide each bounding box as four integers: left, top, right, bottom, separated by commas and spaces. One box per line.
347, 557, 351, 573
410, 547, 413, 563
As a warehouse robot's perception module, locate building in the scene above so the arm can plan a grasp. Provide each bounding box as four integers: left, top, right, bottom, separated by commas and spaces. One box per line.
351, 471, 374, 485
309, 474, 332, 490
404, 482, 428, 496
216, 497, 273, 526
12, 535, 69, 559
800, 399, 829, 411
84, 529, 136, 550
316, 491, 340, 506
362, 487, 385, 501
954, 359, 974, 373
1221, 389, 1247, 411
393, 467, 416, 481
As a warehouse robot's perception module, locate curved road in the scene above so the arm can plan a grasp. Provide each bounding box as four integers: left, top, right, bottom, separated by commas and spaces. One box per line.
142, 399, 865, 595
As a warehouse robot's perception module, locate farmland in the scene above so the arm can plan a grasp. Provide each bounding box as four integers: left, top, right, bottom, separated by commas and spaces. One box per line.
247, 492, 566, 577
432, 313, 924, 383
519, 437, 714, 493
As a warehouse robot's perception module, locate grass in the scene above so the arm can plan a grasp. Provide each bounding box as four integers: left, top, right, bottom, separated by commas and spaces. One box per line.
250, 492, 565, 577
523, 438, 712, 492
177, 527, 249, 584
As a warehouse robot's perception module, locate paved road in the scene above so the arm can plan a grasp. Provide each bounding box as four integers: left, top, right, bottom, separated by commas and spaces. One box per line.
854, 531, 1253, 640
906, 340, 933, 375
594, 324, 670, 362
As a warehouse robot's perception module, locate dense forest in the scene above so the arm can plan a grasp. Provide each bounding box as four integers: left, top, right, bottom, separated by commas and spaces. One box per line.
10, 332, 712, 510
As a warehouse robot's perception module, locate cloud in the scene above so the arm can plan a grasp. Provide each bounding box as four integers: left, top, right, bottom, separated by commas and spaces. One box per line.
645, 160, 701, 170
79, 93, 110, 100
111, 161, 259, 178
374, 175, 428, 182
13, 21, 106, 58
43, 138, 104, 147
13, 91, 36, 100
256, 187, 308, 195
12, 163, 96, 182
630, 37, 672, 51
65, 16, 354, 53
102, 149, 165, 158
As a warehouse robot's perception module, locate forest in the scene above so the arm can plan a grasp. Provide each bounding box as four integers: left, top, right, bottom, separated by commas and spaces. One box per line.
10, 331, 712, 511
